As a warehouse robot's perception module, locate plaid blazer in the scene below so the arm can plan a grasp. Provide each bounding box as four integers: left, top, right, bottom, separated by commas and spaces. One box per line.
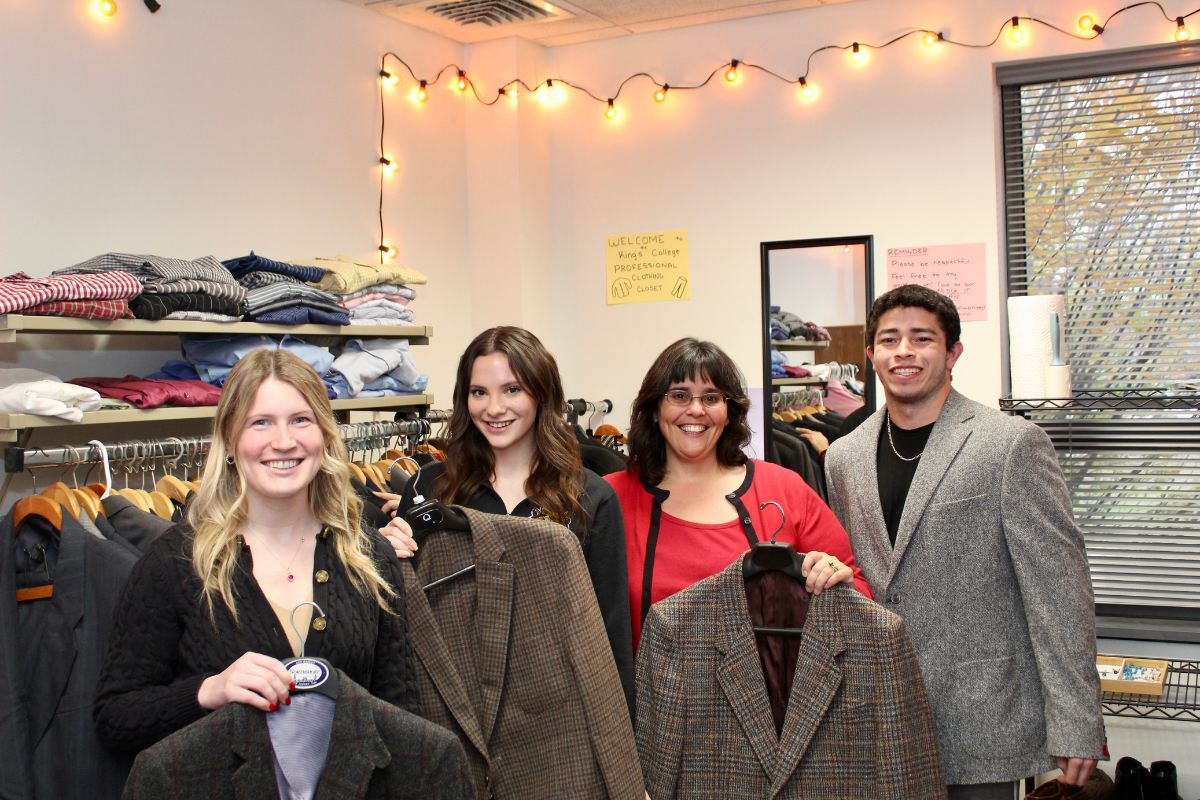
399, 508, 644, 800
120, 671, 473, 800
636, 562, 946, 800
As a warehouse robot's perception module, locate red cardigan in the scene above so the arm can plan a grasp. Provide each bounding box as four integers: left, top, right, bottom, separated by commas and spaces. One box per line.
606, 458, 872, 650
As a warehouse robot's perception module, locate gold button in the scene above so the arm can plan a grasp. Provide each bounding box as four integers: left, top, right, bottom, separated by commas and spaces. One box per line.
312, 617, 327, 631
315, 570, 329, 584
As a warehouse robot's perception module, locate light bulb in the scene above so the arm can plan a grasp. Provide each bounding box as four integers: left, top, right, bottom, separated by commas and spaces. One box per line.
850, 43, 864, 64
380, 157, 398, 172
725, 60, 739, 82
923, 31, 939, 47
456, 71, 467, 91
1009, 17, 1024, 43
1079, 15, 1094, 30
654, 85, 667, 103
379, 245, 398, 259
546, 79, 558, 101
416, 80, 428, 102
506, 85, 518, 100
605, 100, 616, 120
1176, 17, 1191, 41
98, 0, 117, 15
844, 245, 851, 253
380, 70, 399, 86
799, 78, 815, 100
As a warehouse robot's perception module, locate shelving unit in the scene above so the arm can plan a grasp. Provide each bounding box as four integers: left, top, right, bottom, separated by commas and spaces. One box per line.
771, 377, 828, 386
0, 315, 432, 345
0, 314, 435, 442
1101, 658, 1200, 723
772, 339, 830, 351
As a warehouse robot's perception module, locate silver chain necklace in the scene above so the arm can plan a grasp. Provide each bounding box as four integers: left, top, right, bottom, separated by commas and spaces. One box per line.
886, 412, 924, 462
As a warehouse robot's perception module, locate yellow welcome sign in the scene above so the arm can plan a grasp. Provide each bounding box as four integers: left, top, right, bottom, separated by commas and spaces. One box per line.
606, 229, 689, 305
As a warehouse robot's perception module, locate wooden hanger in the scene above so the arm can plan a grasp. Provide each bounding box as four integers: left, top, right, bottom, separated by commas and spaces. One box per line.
42, 483, 81, 521
156, 475, 191, 504
147, 491, 175, 520
72, 488, 101, 521
114, 487, 151, 513
15, 495, 63, 534
347, 462, 367, 485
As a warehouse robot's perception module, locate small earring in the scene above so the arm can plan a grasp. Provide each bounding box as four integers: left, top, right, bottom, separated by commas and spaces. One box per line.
226, 456, 235, 466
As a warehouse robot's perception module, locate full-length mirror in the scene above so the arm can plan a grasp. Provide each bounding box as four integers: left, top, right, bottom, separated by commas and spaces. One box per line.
760, 236, 875, 497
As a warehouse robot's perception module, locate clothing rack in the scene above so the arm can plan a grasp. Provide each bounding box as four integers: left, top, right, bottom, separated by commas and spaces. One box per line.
773, 387, 824, 412
3, 419, 440, 474
566, 398, 612, 426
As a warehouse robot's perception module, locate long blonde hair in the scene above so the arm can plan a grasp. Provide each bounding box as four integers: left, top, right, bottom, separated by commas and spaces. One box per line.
188, 348, 395, 622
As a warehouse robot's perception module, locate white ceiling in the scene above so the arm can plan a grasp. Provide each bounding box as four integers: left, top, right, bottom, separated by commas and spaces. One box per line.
344, 0, 868, 46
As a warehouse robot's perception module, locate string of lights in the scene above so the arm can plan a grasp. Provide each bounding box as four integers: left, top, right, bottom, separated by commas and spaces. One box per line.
374, 2, 1200, 261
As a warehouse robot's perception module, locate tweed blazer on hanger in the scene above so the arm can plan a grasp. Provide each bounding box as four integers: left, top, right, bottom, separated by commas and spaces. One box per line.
120, 672, 473, 800
636, 563, 946, 800
399, 508, 644, 800
824, 389, 1104, 784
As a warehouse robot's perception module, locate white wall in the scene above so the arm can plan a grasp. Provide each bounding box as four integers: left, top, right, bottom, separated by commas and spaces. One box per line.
0, 0, 470, 409
544, 0, 1179, 427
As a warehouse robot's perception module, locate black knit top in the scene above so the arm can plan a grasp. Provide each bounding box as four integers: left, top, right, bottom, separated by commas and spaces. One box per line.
93, 524, 421, 754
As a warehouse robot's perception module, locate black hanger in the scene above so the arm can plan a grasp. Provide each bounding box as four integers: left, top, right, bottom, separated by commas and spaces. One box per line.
742, 501, 807, 638
283, 601, 339, 700
405, 498, 471, 546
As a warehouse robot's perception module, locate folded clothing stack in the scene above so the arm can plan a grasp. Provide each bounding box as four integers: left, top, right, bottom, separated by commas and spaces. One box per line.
69, 375, 221, 409
769, 305, 831, 342
170, 334, 335, 387
0, 368, 102, 422
52, 253, 247, 322
0, 271, 142, 320
221, 252, 344, 325
290, 255, 426, 327
327, 338, 427, 399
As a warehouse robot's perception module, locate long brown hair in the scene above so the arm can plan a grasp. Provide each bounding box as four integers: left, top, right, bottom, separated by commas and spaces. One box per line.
431, 327, 586, 530
188, 348, 395, 622
626, 337, 752, 486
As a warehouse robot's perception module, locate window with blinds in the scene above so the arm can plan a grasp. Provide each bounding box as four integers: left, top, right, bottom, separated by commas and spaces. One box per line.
998, 45, 1200, 617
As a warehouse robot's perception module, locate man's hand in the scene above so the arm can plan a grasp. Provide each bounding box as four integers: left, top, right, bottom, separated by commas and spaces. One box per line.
796, 429, 829, 455
1055, 757, 1096, 787
380, 516, 418, 559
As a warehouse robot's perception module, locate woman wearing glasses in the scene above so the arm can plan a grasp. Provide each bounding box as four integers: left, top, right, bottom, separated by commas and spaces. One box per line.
607, 337, 870, 652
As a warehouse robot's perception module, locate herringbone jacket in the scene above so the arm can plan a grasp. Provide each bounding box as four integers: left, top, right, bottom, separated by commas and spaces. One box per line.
636, 561, 946, 800
399, 508, 644, 800
120, 672, 473, 799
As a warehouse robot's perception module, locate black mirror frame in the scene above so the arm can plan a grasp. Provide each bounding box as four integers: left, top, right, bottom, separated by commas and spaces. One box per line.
760, 235, 876, 453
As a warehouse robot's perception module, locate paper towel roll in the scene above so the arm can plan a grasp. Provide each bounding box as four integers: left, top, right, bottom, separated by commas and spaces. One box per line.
1043, 364, 1073, 404
1007, 295, 1067, 399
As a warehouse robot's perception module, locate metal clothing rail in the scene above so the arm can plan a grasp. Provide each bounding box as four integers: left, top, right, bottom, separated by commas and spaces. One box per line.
3, 418, 444, 474
566, 398, 612, 426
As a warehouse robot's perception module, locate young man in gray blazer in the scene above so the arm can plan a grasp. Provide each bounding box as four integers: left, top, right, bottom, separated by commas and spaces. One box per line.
824, 285, 1104, 800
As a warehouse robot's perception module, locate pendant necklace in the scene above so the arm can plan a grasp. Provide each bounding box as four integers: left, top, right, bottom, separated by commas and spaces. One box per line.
248, 532, 306, 582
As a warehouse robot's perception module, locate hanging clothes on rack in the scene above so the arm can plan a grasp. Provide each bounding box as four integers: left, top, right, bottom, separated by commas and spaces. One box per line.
0, 507, 140, 800
119, 671, 474, 800
635, 563, 945, 800
399, 507, 643, 800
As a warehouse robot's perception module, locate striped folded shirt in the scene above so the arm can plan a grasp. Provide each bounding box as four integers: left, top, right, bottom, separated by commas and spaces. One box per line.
0, 271, 143, 314
162, 311, 243, 322
337, 283, 416, 302
237, 271, 305, 290
245, 282, 340, 312
53, 253, 239, 286
139, 279, 247, 303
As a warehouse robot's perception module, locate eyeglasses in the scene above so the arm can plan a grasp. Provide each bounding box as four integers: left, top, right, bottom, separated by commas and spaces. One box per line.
663, 390, 726, 408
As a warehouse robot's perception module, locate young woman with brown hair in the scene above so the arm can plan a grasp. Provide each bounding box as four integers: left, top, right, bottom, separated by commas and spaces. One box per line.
93, 349, 420, 754
385, 326, 635, 713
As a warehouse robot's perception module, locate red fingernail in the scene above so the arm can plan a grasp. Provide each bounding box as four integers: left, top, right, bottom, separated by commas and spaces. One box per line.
269, 703, 278, 711
289, 682, 296, 691
285, 696, 291, 705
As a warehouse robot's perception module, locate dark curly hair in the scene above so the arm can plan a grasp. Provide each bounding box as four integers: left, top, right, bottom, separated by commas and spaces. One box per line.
866, 284, 961, 350
626, 338, 752, 487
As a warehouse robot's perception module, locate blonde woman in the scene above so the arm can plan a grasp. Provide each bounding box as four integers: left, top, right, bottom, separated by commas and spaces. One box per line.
94, 349, 420, 754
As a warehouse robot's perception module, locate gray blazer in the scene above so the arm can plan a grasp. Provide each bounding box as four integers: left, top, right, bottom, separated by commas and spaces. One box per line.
824, 389, 1105, 784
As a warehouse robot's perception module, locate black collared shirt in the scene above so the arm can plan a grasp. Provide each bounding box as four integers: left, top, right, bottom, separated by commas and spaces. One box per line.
397, 459, 636, 718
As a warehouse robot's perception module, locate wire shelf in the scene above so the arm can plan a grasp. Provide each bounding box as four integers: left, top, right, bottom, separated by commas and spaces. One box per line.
1101, 658, 1200, 722
1000, 389, 1200, 414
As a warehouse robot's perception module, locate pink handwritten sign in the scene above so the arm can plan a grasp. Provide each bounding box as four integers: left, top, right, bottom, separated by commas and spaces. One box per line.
886, 243, 987, 321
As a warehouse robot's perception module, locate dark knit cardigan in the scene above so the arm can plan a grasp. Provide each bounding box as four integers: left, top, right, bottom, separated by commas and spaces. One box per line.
93, 524, 421, 754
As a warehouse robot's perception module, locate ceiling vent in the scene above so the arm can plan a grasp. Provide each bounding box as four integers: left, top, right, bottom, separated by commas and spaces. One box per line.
425, 0, 562, 26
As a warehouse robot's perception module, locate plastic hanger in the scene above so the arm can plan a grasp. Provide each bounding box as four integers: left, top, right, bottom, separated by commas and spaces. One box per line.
88, 439, 113, 499
283, 601, 339, 700
742, 502, 807, 638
